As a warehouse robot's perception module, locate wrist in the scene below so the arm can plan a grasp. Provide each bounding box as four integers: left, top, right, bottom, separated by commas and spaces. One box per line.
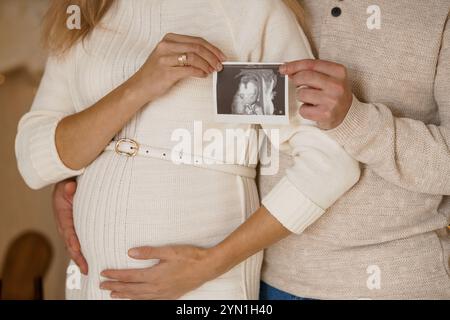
203, 245, 234, 281
335, 94, 353, 128
123, 71, 155, 107
325, 95, 372, 146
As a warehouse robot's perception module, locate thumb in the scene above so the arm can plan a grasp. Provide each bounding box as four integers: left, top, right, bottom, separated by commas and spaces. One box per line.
128, 246, 174, 260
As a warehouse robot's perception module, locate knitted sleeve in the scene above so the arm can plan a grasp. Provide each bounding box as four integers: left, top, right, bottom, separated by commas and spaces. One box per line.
325, 13, 450, 196
15, 56, 85, 190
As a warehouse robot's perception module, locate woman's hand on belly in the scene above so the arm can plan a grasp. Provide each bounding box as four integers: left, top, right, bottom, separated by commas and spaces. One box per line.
100, 206, 291, 299
99, 245, 218, 300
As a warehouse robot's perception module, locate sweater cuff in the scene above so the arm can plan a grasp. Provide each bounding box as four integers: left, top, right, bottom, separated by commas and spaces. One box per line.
29, 119, 84, 186
325, 96, 373, 146
262, 176, 325, 234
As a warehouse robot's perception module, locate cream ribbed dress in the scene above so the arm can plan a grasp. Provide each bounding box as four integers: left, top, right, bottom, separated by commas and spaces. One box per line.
15, 0, 360, 300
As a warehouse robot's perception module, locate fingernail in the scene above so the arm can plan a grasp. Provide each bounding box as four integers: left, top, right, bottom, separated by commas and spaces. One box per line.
128, 249, 139, 258
279, 65, 287, 74
216, 63, 223, 72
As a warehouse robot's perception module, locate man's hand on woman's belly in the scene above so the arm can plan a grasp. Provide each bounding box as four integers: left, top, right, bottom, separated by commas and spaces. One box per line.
53, 179, 88, 275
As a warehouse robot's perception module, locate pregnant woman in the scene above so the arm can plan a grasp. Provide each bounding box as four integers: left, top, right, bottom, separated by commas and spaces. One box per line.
15, 0, 359, 299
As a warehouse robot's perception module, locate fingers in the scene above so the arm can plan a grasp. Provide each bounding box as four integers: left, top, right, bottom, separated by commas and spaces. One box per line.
297, 87, 335, 106
161, 53, 214, 74
110, 291, 153, 300
101, 268, 148, 283
291, 70, 336, 91
161, 41, 223, 72
282, 59, 352, 129
101, 282, 148, 295
299, 104, 331, 123
108, 287, 166, 300
69, 248, 89, 275
110, 290, 170, 300
58, 208, 75, 231
52, 179, 87, 274
64, 229, 80, 253
280, 59, 347, 79
100, 266, 163, 299
52, 182, 68, 233
153, 33, 227, 84
59, 211, 80, 253
63, 180, 77, 204
59, 206, 88, 275
172, 66, 208, 80
128, 246, 174, 260
64, 227, 88, 275
163, 33, 226, 61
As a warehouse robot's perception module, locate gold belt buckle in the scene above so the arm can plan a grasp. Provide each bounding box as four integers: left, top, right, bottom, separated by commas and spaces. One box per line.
115, 138, 139, 157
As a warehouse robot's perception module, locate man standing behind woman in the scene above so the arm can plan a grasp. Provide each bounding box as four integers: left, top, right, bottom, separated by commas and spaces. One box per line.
51, 0, 450, 299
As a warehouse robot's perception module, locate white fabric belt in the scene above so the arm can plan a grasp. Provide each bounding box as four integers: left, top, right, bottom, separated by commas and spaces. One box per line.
104, 139, 256, 179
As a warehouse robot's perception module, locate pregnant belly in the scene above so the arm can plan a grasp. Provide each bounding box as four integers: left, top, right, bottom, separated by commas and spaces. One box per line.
73, 152, 245, 271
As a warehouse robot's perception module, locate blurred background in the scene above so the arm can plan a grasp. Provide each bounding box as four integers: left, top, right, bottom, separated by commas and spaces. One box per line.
0, 0, 68, 300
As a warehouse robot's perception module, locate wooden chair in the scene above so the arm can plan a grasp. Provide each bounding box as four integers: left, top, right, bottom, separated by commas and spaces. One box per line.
0, 231, 52, 300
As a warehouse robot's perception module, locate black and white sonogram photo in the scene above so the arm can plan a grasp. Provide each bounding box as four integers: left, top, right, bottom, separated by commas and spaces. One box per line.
213, 63, 289, 124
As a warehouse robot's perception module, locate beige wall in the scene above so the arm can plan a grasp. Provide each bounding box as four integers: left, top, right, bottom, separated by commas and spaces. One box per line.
0, 0, 48, 72
0, 0, 68, 300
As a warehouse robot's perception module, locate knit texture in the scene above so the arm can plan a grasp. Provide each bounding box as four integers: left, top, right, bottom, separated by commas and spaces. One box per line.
260, 0, 450, 299
15, 0, 360, 299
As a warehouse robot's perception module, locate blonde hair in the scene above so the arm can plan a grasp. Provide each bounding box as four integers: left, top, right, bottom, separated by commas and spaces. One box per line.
43, 0, 305, 55
42, 0, 114, 54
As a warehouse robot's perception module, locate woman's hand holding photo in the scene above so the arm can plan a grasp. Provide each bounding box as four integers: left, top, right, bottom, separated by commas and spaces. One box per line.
54, 33, 225, 171
133, 33, 227, 105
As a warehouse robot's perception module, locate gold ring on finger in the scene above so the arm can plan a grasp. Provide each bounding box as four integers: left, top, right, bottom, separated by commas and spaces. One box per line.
177, 53, 188, 67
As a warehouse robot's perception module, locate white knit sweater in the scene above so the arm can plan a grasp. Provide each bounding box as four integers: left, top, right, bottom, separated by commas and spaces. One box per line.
15, 0, 360, 299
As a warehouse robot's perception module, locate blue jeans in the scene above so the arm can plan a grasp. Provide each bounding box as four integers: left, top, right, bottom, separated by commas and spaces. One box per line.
259, 282, 315, 300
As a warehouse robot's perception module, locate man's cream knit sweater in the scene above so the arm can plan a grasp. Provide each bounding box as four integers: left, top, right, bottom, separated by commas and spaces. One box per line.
260, 0, 450, 299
